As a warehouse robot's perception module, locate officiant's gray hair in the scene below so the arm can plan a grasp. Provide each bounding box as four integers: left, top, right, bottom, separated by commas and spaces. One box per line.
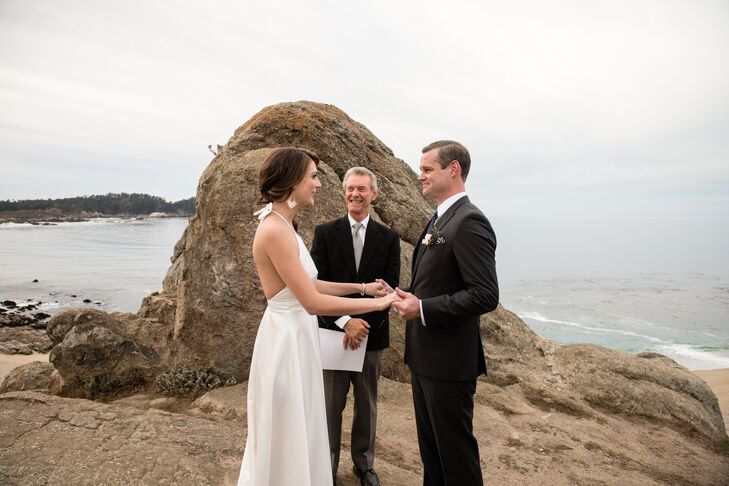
342, 166, 378, 192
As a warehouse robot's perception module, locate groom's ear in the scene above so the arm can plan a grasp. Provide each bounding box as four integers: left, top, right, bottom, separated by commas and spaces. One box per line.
449, 160, 462, 179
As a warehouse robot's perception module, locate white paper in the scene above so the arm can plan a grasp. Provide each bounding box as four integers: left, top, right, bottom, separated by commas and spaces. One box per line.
318, 328, 368, 372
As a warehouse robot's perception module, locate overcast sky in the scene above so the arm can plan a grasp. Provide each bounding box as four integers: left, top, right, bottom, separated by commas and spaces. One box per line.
1, 0, 727, 219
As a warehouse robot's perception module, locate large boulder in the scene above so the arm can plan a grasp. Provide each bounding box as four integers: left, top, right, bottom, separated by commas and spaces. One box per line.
47, 308, 173, 399
144, 101, 431, 381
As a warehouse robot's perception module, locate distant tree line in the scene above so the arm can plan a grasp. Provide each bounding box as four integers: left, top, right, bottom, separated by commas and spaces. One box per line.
0, 193, 195, 215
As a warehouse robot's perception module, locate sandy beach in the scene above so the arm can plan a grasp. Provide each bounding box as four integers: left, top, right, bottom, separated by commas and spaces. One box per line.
0, 353, 49, 382
694, 368, 729, 433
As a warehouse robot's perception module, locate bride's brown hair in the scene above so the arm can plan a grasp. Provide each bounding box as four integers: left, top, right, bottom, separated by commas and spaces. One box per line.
259, 147, 320, 204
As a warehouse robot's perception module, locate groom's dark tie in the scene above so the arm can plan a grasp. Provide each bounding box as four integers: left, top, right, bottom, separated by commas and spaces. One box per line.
426, 211, 438, 234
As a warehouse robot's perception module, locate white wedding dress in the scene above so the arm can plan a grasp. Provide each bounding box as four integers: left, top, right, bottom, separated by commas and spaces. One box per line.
238, 210, 332, 486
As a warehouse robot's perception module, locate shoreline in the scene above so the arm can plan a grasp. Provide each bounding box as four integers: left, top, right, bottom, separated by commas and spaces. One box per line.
0, 213, 191, 225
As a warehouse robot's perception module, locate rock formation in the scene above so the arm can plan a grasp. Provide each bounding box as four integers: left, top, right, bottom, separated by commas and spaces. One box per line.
152, 101, 428, 381
2, 101, 728, 485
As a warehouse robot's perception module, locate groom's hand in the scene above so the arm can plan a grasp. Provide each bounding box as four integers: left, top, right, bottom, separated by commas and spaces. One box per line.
392, 288, 420, 320
343, 318, 369, 349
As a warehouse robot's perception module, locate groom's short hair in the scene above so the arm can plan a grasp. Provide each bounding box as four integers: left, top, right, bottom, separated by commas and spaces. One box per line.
422, 140, 471, 181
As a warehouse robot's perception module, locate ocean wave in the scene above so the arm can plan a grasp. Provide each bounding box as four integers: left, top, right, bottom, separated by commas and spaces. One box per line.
517, 311, 729, 370
518, 311, 669, 343
649, 344, 729, 370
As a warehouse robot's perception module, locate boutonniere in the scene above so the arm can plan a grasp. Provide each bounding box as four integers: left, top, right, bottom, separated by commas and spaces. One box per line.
422, 227, 445, 246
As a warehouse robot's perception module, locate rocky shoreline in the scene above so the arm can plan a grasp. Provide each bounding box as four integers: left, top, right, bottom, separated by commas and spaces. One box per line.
0, 209, 191, 225
0, 300, 53, 356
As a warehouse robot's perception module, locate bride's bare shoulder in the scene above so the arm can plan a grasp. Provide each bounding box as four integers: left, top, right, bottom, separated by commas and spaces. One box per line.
254, 217, 294, 245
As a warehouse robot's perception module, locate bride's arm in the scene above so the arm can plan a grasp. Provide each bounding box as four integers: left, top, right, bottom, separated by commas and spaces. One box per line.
314, 280, 386, 297
259, 224, 395, 315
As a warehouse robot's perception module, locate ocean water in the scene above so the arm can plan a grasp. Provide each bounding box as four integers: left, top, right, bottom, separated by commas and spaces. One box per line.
493, 217, 729, 370
1, 216, 728, 370
0, 218, 188, 313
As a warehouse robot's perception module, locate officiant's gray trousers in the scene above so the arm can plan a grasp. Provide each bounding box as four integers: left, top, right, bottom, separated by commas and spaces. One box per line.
323, 349, 383, 475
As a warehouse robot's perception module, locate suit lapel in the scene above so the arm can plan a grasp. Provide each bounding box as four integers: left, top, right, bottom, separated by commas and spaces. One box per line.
334, 216, 357, 278
434, 196, 469, 234
410, 217, 432, 285
410, 197, 470, 285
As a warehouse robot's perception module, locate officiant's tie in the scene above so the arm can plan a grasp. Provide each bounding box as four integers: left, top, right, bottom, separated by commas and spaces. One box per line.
352, 222, 363, 271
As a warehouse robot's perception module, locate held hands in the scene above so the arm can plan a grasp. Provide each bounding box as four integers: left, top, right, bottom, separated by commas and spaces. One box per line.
343, 318, 369, 350
391, 288, 420, 320
364, 281, 388, 297
375, 278, 394, 294
371, 278, 401, 310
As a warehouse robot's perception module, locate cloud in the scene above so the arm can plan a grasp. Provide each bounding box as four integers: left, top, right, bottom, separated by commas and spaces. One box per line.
0, 0, 727, 217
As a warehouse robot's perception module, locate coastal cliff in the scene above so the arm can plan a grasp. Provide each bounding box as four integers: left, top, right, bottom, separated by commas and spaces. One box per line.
1, 101, 727, 485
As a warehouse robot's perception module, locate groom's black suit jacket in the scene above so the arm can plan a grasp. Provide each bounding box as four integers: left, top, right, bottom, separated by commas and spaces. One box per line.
311, 215, 400, 351
404, 196, 499, 381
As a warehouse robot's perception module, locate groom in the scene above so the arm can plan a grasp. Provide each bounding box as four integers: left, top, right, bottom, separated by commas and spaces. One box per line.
394, 140, 498, 486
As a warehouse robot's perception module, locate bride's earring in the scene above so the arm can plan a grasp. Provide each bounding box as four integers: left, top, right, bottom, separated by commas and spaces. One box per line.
287, 195, 297, 209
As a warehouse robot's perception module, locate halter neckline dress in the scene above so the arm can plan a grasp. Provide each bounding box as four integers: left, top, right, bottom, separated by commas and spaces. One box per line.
237, 210, 332, 486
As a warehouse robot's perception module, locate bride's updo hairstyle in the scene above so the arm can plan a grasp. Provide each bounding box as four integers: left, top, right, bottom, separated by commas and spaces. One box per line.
259, 147, 320, 204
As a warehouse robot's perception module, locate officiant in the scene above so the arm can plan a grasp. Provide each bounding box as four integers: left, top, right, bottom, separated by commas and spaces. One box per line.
310, 166, 400, 486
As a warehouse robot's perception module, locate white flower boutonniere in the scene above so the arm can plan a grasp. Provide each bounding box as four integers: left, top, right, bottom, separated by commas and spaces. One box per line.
422, 227, 445, 247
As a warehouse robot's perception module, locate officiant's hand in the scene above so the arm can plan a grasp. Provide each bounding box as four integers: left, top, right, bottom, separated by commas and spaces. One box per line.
392, 288, 420, 320
343, 318, 369, 349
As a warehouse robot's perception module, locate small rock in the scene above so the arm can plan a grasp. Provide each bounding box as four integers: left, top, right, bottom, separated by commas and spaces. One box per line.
0, 361, 54, 393
83, 299, 92, 303
32, 279, 39, 283
0, 341, 33, 355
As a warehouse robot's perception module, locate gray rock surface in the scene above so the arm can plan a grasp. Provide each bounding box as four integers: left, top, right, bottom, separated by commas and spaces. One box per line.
0, 391, 244, 486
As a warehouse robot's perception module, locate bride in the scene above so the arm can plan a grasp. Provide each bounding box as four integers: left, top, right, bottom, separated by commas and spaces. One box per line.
238, 147, 399, 486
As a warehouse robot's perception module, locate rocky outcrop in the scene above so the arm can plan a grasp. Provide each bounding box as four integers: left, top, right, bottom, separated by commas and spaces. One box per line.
145, 101, 428, 382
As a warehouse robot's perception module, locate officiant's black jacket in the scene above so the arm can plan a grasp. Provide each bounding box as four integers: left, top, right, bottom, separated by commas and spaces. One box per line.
311, 216, 400, 351
404, 196, 499, 381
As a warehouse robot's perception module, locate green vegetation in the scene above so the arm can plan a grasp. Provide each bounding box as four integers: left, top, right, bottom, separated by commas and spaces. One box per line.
0, 193, 195, 215
155, 367, 237, 398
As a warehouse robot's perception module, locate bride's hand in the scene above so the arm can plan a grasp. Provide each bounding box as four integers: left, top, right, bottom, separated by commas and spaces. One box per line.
377, 290, 402, 310
364, 281, 387, 297
375, 278, 394, 294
